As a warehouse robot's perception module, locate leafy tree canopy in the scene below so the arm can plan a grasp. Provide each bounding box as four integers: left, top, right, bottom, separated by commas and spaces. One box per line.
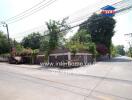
66, 28, 96, 57
71, 29, 92, 44
65, 40, 97, 57
0, 31, 9, 54
127, 47, 132, 57
21, 32, 42, 49
40, 18, 70, 59
39, 35, 49, 52
110, 44, 117, 57
116, 45, 125, 55
79, 14, 116, 55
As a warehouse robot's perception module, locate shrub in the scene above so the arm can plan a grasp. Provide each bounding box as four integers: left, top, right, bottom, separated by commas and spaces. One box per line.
96, 44, 108, 55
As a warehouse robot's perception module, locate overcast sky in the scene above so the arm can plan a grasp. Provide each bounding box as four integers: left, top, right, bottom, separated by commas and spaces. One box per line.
0, 0, 132, 49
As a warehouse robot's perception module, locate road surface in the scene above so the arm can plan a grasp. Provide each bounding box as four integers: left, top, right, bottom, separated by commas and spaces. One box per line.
0, 56, 132, 100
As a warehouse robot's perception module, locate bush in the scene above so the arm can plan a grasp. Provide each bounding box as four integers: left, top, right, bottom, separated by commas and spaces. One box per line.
96, 44, 108, 55
20, 48, 33, 56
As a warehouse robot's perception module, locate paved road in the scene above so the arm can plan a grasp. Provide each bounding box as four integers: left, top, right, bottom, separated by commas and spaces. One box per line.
0, 56, 132, 100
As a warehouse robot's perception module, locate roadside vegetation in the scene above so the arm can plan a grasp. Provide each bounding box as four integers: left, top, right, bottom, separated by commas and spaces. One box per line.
0, 31, 10, 54
126, 47, 132, 57
1, 13, 125, 65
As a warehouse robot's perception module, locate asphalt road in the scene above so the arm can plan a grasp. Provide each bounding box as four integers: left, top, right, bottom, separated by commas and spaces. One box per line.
0, 56, 132, 100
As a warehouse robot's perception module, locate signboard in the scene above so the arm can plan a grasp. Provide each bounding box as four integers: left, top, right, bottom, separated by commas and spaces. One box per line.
101, 5, 116, 17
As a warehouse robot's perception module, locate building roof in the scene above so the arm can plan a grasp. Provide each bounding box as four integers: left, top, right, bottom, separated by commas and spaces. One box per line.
51, 47, 91, 54
51, 47, 69, 54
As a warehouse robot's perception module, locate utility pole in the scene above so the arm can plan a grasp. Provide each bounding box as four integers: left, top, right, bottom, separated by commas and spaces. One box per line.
1, 22, 11, 52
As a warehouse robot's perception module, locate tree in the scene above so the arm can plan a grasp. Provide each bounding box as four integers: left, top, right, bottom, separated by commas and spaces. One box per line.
66, 41, 86, 54
21, 32, 42, 49
80, 14, 116, 56
67, 28, 97, 57
0, 31, 9, 54
43, 19, 70, 58
127, 47, 132, 57
71, 29, 92, 44
65, 39, 97, 58
111, 44, 117, 57
47, 20, 59, 52
15, 44, 24, 56
40, 35, 49, 52
116, 45, 125, 55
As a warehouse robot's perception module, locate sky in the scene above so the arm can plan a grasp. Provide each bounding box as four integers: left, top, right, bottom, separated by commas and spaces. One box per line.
0, 0, 132, 49
113, 10, 132, 49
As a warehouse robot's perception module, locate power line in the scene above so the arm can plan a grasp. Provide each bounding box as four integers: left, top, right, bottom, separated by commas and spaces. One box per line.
14, 25, 47, 39
4, 0, 131, 25
67, 1, 118, 25
5, 0, 47, 22
8, 0, 57, 24
46, 4, 132, 38
68, 0, 132, 25
13, 0, 117, 30
67, 0, 115, 23
5, 0, 57, 24
5, 0, 116, 24
10, 0, 114, 38
14, 0, 132, 39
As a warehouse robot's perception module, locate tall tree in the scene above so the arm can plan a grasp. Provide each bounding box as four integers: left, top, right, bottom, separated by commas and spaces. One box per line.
46, 20, 59, 51
80, 14, 116, 55
116, 45, 125, 55
44, 19, 70, 57
21, 32, 42, 49
0, 31, 9, 54
40, 35, 49, 52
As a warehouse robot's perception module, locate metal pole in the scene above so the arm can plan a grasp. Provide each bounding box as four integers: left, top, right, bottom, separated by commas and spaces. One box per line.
1, 22, 11, 53
5, 24, 10, 46
6, 24, 12, 53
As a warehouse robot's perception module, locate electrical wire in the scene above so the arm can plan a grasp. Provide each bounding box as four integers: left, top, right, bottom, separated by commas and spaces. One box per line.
5, 0, 57, 24
13, 0, 132, 39
5, 0, 47, 22
5, 0, 116, 24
